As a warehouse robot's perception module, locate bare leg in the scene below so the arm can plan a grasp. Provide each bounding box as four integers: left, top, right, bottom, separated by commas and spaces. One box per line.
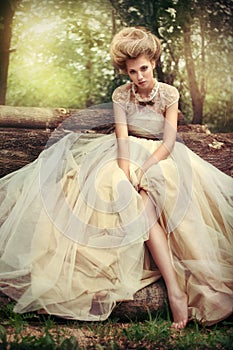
140, 189, 188, 329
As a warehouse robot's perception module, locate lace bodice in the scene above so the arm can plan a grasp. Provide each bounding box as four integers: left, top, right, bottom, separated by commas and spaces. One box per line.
112, 81, 179, 138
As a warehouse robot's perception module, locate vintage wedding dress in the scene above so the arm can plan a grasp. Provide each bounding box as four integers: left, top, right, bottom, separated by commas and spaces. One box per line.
0, 82, 232, 324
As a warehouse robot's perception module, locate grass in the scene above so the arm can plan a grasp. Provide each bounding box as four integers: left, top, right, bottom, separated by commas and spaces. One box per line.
0, 301, 232, 349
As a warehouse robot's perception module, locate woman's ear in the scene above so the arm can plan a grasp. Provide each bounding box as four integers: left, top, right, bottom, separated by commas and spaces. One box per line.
151, 60, 156, 69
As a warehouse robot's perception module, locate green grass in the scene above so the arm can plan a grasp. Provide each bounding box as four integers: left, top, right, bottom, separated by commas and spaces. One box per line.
0, 301, 232, 349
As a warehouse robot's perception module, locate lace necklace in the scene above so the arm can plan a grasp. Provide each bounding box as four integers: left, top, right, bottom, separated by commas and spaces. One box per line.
132, 79, 159, 106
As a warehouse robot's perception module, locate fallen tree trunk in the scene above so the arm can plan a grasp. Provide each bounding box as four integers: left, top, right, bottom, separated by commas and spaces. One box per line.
0, 104, 114, 129
0, 105, 70, 129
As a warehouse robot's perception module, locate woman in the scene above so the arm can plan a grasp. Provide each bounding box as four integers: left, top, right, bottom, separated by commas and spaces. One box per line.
0, 27, 232, 329
111, 27, 188, 329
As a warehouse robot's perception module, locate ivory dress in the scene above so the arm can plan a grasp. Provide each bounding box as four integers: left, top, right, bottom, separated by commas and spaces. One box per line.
0, 82, 232, 324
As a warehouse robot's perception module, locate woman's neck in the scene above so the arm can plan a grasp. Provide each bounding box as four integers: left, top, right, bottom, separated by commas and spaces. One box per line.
132, 79, 158, 104
137, 79, 156, 98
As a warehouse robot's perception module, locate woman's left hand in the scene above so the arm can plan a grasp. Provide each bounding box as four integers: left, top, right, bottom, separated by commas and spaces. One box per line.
136, 168, 144, 192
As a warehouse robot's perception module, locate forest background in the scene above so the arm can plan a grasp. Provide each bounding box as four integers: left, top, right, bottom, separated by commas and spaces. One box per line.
0, 0, 232, 132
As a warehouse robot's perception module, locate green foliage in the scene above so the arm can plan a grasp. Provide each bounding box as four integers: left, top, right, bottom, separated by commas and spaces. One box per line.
5, 0, 233, 130
7, 0, 115, 108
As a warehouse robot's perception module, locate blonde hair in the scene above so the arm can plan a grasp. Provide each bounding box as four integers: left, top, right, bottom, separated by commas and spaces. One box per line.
110, 27, 161, 73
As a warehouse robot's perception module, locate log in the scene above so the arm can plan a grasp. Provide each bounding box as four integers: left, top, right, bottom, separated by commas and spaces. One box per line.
111, 279, 168, 320
0, 105, 115, 177
0, 279, 167, 321
0, 105, 70, 129
0, 104, 184, 130
0, 104, 114, 129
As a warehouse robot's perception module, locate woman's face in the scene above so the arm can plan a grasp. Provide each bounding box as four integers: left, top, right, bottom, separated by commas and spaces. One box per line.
126, 55, 155, 93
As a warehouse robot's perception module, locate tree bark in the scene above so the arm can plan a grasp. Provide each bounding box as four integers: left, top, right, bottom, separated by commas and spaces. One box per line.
0, 105, 71, 129
183, 24, 204, 124
0, 1, 15, 105
0, 105, 114, 129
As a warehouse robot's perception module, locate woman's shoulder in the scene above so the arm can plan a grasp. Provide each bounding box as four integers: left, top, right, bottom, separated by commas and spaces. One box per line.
112, 82, 132, 105
158, 82, 179, 109
158, 82, 179, 96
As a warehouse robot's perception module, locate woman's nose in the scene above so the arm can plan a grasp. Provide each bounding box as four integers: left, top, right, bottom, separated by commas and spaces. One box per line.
137, 71, 143, 80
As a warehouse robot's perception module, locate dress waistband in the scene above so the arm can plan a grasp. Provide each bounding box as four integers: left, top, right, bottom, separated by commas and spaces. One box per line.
128, 132, 162, 141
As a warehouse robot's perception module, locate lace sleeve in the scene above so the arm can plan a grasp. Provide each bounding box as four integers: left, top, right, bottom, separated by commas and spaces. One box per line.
166, 85, 180, 109
112, 83, 131, 110
159, 83, 179, 110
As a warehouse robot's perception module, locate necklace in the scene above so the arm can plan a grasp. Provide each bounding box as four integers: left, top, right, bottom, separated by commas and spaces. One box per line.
132, 79, 159, 106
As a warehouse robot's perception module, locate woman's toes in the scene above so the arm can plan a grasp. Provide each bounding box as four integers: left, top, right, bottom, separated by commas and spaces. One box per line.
169, 292, 188, 330
171, 319, 188, 330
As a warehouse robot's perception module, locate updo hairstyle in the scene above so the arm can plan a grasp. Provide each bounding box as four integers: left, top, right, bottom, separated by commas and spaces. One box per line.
110, 27, 161, 73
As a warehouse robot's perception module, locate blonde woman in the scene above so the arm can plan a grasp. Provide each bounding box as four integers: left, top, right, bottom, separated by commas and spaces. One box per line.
0, 27, 232, 329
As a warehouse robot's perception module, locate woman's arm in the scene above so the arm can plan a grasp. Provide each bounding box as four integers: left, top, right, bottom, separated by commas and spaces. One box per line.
113, 102, 130, 180
138, 102, 178, 186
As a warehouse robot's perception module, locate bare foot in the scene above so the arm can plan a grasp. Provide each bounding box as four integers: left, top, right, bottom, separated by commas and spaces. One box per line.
168, 291, 188, 330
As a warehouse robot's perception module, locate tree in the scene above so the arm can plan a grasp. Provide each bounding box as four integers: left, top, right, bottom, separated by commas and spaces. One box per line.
171, 0, 206, 124
174, 0, 233, 124
109, 0, 233, 127
0, 0, 20, 105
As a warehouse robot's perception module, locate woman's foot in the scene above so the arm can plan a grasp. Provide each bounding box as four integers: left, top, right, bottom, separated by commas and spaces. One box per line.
168, 291, 188, 330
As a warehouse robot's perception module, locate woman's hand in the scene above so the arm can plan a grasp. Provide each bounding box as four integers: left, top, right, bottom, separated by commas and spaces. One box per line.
123, 168, 131, 182
136, 168, 144, 192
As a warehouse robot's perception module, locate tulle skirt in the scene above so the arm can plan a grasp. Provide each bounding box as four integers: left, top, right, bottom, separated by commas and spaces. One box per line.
0, 131, 232, 323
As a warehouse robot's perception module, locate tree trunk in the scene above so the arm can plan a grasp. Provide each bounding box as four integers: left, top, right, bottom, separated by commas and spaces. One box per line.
0, 105, 114, 129
0, 1, 15, 105
199, 15, 206, 98
183, 24, 204, 124
0, 105, 71, 128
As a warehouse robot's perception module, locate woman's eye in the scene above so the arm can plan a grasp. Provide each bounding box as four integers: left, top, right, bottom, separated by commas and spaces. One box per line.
141, 66, 148, 72
129, 70, 136, 74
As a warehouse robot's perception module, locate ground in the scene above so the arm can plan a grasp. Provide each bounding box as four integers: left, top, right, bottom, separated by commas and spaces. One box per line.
0, 123, 232, 178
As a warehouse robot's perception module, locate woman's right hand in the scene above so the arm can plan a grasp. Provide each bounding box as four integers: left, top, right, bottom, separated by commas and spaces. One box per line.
135, 168, 145, 192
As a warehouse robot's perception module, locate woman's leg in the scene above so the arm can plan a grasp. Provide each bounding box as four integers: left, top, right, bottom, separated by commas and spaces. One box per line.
140, 189, 188, 329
